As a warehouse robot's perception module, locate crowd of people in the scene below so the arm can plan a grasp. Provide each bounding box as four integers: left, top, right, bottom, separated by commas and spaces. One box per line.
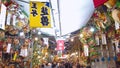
40, 61, 91, 68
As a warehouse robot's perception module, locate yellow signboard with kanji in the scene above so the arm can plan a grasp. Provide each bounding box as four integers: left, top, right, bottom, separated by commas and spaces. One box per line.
30, 1, 51, 28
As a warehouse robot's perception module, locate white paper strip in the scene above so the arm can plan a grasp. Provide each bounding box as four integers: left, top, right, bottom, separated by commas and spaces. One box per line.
115, 21, 119, 30
43, 38, 49, 45
24, 49, 28, 57
12, 15, 17, 26
20, 49, 24, 56
20, 48, 28, 57
6, 13, 12, 25
84, 45, 89, 56
95, 36, 99, 45
0, 4, 6, 30
6, 44, 11, 53
102, 34, 107, 45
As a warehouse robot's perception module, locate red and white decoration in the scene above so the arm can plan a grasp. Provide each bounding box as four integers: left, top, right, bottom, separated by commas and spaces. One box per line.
56, 40, 64, 51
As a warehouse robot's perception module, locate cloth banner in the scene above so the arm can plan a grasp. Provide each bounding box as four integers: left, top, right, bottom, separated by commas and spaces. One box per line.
30, 1, 51, 28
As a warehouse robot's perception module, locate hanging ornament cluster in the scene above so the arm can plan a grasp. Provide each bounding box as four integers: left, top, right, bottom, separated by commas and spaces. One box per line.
79, 27, 99, 60
0, 1, 32, 67
93, 10, 112, 31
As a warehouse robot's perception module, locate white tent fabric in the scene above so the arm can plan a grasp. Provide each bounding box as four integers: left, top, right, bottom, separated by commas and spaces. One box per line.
59, 0, 95, 35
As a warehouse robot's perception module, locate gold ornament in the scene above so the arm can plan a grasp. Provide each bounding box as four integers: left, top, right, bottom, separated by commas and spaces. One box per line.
104, 0, 116, 8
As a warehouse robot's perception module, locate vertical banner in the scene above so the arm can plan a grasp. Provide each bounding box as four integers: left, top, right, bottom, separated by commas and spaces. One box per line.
56, 40, 64, 51
0, 4, 6, 30
30, 1, 51, 28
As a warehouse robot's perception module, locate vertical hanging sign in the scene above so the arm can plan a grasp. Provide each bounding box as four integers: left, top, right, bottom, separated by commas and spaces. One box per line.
57, 40, 64, 51
84, 45, 89, 56
0, 4, 6, 30
30, 1, 51, 28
